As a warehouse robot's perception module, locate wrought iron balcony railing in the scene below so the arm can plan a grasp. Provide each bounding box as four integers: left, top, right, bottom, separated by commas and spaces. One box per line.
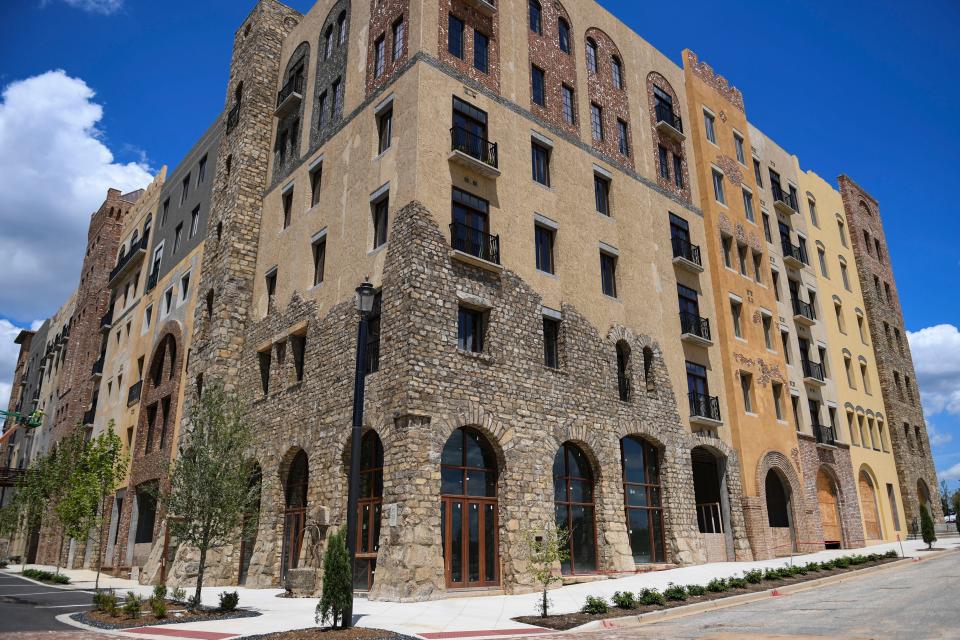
772, 183, 798, 212
814, 423, 836, 446
655, 101, 683, 134
792, 298, 816, 322
671, 236, 702, 267
277, 74, 304, 108
781, 241, 808, 266
450, 126, 498, 169
689, 391, 721, 422
109, 232, 149, 284
450, 221, 500, 265
802, 358, 825, 382
680, 311, 711, 342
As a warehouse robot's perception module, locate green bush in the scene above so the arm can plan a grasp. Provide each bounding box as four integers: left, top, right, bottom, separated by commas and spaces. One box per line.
51, 573, 70, 584
762, 568, 781, 581
218, 591, 239, 612
743, 569, 763, 584
639, 588, 666, 606
171, 587, 187, 603
706, 578, 728, 593
0, 560, 8, 568
804, 562, 821, 572
686, 584, 706, 596
884, 550, 898, 559
153, 585, 167, 600
316, 527, 351, 628
727, 577, 748, 589
93, 590, 119, 616
611, 591, 636, 609
581, 595, 609, 615
832, 556, 851, 569
663, 583, 687, 601
792, 564, 808, 576
920, 504, 937, 549
150, 596, 167, 619
123, 592, 143, 619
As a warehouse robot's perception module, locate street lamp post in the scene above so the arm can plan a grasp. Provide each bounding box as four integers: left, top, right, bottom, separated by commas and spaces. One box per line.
344, 281, 376, 629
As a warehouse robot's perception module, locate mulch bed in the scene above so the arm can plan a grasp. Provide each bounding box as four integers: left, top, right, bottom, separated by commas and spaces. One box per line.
73, 605, 260, 630
514, 556, 899, 631
243, 629, 419, 640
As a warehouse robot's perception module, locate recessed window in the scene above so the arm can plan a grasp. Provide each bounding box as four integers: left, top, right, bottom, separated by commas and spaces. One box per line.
558, 18, 571, 53
808, 199, 819, 227
835, 302, 846, 333
838, 219, 848, 247
325, 25, 334, 59
753, 251, 763, 283
658, 145, 670, 180
781, 330, 791, 364
733, 133, 745, 164
737, 243, 748, 276
561, 84, 576, 125
772, 382, 784, 420
310, 163, 322, 207
282, 188, 293, 229
173, 223, 183, 254
458, 305, 486, 353
312, 236, 326, 286
730, 299, 743, 338
590, 103, 603, 141
753, 158, 763, 187
180, 174, 190, 205
817, 247, 828, 277
474, 30, 489, 73
372, 195, 389, 249
721, 235, 733, 269
338, 11, 348, 45
704, 110, 716, 144
197, 155, 207, 185
258, 349, 271, 395
594, 173, 611, 216
161, 198, 170, 227
528, 0, 542, 34
531, 140, 551, 186
600, 251, 617, 298
586, 38, 598, 74
611, 56, 623, 90
672, 154, 683, 189
742, 188, 755, 222
374, 35, 386, 78
531, 65, 546, 106
377, 107, 393, 154
762, 212, 772, 242
179, 272, 191, 302
543, 316, 560, 368
740, 372, 754, 413
535, 223, 555, 274
762, 313, 773, 349
265, 268, 277, 311
291, 333, 306, 382
163, 286, 174, 315
144, 304, 153, 330
332, 78, 344, 120
189, 206, 200, 238
392, 18, 405, 61
617, 119, 629, 156
712, 169, 725, 204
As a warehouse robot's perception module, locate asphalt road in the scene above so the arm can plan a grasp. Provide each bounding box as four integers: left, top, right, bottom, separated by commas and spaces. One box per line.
511, 548, 960, 639
0, 570, 94, 632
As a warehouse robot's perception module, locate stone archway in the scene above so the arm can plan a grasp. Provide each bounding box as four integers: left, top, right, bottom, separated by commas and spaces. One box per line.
816, 467, 843, 549
859, 467, 883, 542
755, 450, 807, 558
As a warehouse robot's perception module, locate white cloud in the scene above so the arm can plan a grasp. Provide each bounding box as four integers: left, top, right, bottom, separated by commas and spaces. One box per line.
941, 463, 960, 483
908, 324, 960, 417
45, 0, 125, 15
0, 70, 152, 321
927, 422, 954, 449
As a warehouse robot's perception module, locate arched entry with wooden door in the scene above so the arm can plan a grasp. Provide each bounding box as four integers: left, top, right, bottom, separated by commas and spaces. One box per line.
765, 469, 795, 556
817, 467, 843, 549
441, 427, 499, 588
917, 479, 931, 511
858, 468, 882, 542
281, 450, 308, 581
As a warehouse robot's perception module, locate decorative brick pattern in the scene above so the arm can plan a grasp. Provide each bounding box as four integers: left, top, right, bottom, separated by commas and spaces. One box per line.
645, 72, 689, 202
747, 450, 820, 559
366, 0, 409, 95
437, 0, 500, 94
796, 437, 866, 550
584, 28, 632, 169
838, 175, 942, 528
528, 0, 579, 137
684, 50, 744, 113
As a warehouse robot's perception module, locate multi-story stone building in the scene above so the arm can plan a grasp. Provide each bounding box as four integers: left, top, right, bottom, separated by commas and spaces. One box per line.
838, 175, 941, 530
800, 168, 905, 544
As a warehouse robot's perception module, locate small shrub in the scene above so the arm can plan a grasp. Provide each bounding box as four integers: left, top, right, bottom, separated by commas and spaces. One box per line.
743, 569, 763, 584
920, 504, 937, 549
639, 588, 666, 606
793, 564, 808, 576
804, 562, 821, 572
150, 596, 167, 619
784, 565, 803, 577
123, 592, 143, 619
686, 584, 706, 596
762, 568, 781, 581
664, 583, 687, 601
581, 595, 609, 615
611, 591, 636, 609
51, 573, 70, 584
188, 594, 202, 610
171, 586, 187, 603
727, 577, 748, 589
819, 561, 834, 571
0, 560, 8, 569
833, 556, 851, 569
153, 585, 168, 600
884, 550, 898, 559
218, 591, 239, 612
706, 578, 728, 593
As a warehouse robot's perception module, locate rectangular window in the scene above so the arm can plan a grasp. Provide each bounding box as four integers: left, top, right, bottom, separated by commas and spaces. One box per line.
819, 346, 829, 378
173, 223, 183, 254
762, 212, 772, 242
317, 91, 328, 129
180, 174, 190, 205
561, 84, 576, 124
658, 145, 670, 180
258, 349, 271, 395
332, 78, 344, 120
282, 188, 293, 229
838, 219, 847, 247
817, 248, 828, 277
862, 363, 872, 394
712, 169, 725, 204
312, 236, 326, 286
309, 163, 322, 207
742, 188, 755, 222
734, 133, 745, 164
374, 35, 386, 77
197, 155, 207, 184
737, 243, 748, 276
189, 206, 200, 238
291, 333, 306, 382
600, 251, 617, 298
458, 305, 485, 353
586, 40, 597, 73
535, 223, 555, 274
372, 195, 389, 249
835, 303, 846, 333
617, 119, 629, 156
753, 251, 763, 283
791, 395, 801, 431
531, 140, 551, 186
528, 0, 542, 33
179, 272, 190, 301
392, 18, 405, 61
612, 58, 623, 90
673, 154, 683, 189
377, 107, 393, 154
753, 158, 763, 186
144, 304, 153, 330
163, 287, 173, 315
474, 30, 489, 73
772, 382, 784, 420
448, 14, 465, 58
704, 110, 716, 143
808, 199, 819, 226
543, 316, 560, 368
265, 268, 277, 311
590, 103, 603, 141
161, 198, 170, 226
841, 262, 851, 290
531, 65, 546, 106
594, 173, 611, 215
762, 313, 773, 349
740, 372, 753, 413
721, 235, 732, 269
730, 299, 743, 338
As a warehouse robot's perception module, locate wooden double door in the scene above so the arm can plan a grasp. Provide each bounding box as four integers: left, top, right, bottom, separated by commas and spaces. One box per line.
441, 497, 499, 588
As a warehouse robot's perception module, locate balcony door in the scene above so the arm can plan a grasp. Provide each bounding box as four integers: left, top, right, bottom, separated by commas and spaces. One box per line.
452, 97, 489, 161
451, 188, 492, 261
687, 361, 709, 406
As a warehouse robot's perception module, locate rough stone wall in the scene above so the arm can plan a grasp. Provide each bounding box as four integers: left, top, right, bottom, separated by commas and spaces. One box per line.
838, 175, 942, 527
309, 0, 350, 148
796, 437, 865, 550
583, 28, 633, 169
646, 72, 690, 203
527, 0, 579, 137
366, 0, 409, 96
438, 0, 500, 94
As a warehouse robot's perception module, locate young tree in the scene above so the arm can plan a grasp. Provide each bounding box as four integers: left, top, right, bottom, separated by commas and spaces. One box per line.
940, 480, 950, 518
524, 525, 569, 617
919, 503, 936, 550
316, 527, 351, 629
10, 455, 55, 570
161, 385, 259, 609
50, 426, 91, 576
84, 424, 128, 590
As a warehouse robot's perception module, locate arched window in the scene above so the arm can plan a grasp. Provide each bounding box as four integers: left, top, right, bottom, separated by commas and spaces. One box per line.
917, 479, 930, 509
558, 18, 571, 53
616, 340, 631, 401
441, 428, 498, 587
611, 56, 623, 89
622, 437, 665, 563
282, 451, 309, 578
554, 442, 597, 574
325, 25, 335, 59
355, 431, 383, 590
528, 0, 542, 35
765, 469, 791, 528
337, 11, 347, 45
858, 469, 881, 540
642, 347, 654, 391
585, 38, 598, 74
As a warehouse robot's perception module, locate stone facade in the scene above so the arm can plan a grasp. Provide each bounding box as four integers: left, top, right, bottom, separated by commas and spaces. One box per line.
838, 175, 942, 528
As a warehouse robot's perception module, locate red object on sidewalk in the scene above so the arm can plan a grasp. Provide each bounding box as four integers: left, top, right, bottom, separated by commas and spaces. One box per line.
419, 629, 551, 639
126, 628, 238, 640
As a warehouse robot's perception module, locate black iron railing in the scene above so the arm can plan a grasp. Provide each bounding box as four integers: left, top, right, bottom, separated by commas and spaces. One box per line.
814, 423, 835, 445
277, 74, 304, 107
802, 358, 825, 382
450, 221, 500, 264
450, 126, 498, 169
671, 236, 702, 267
772, 183, 798, 211
226, 103, 241, 134
781, 241, 808, 266
127, 380, 142, 406
689, 391, 721, 422
655, 101, 683, 134
792, 298, 816, 322
109, 233, 149, 283
680, 311, 711, 342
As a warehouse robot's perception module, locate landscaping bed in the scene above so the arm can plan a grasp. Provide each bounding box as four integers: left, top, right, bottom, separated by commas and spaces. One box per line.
514, 551, 900, 631
20, 568, 70, 584
243, 629, 420, 640
73, 587, 260, 630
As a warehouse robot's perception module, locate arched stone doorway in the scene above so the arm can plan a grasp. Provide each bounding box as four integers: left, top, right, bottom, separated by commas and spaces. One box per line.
691, 446, 731, 562
281, 450, 308, 581
441, 427, 499, 588
765, 469, 795, 556
621, 436, 665, 564
917, 479, 931, 510
354, 431, 383, 591
554, 442, 598, 575
816, 468, 843, 549
858, 469, 882, 542
238, 463, 262, 585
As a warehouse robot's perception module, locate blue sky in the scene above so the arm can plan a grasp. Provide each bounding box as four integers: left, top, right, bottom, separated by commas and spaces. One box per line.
1, 0, 958, 492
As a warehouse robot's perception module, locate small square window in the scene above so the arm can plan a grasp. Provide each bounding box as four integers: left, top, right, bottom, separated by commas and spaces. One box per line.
531, 140, 550, 186
458, 305, 486, 353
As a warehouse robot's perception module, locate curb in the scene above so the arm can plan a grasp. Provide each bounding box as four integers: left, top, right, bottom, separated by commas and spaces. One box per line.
572, 548, 960, 633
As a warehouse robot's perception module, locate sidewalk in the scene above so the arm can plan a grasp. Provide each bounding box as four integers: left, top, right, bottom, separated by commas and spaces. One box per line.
9, 538, 950, 640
